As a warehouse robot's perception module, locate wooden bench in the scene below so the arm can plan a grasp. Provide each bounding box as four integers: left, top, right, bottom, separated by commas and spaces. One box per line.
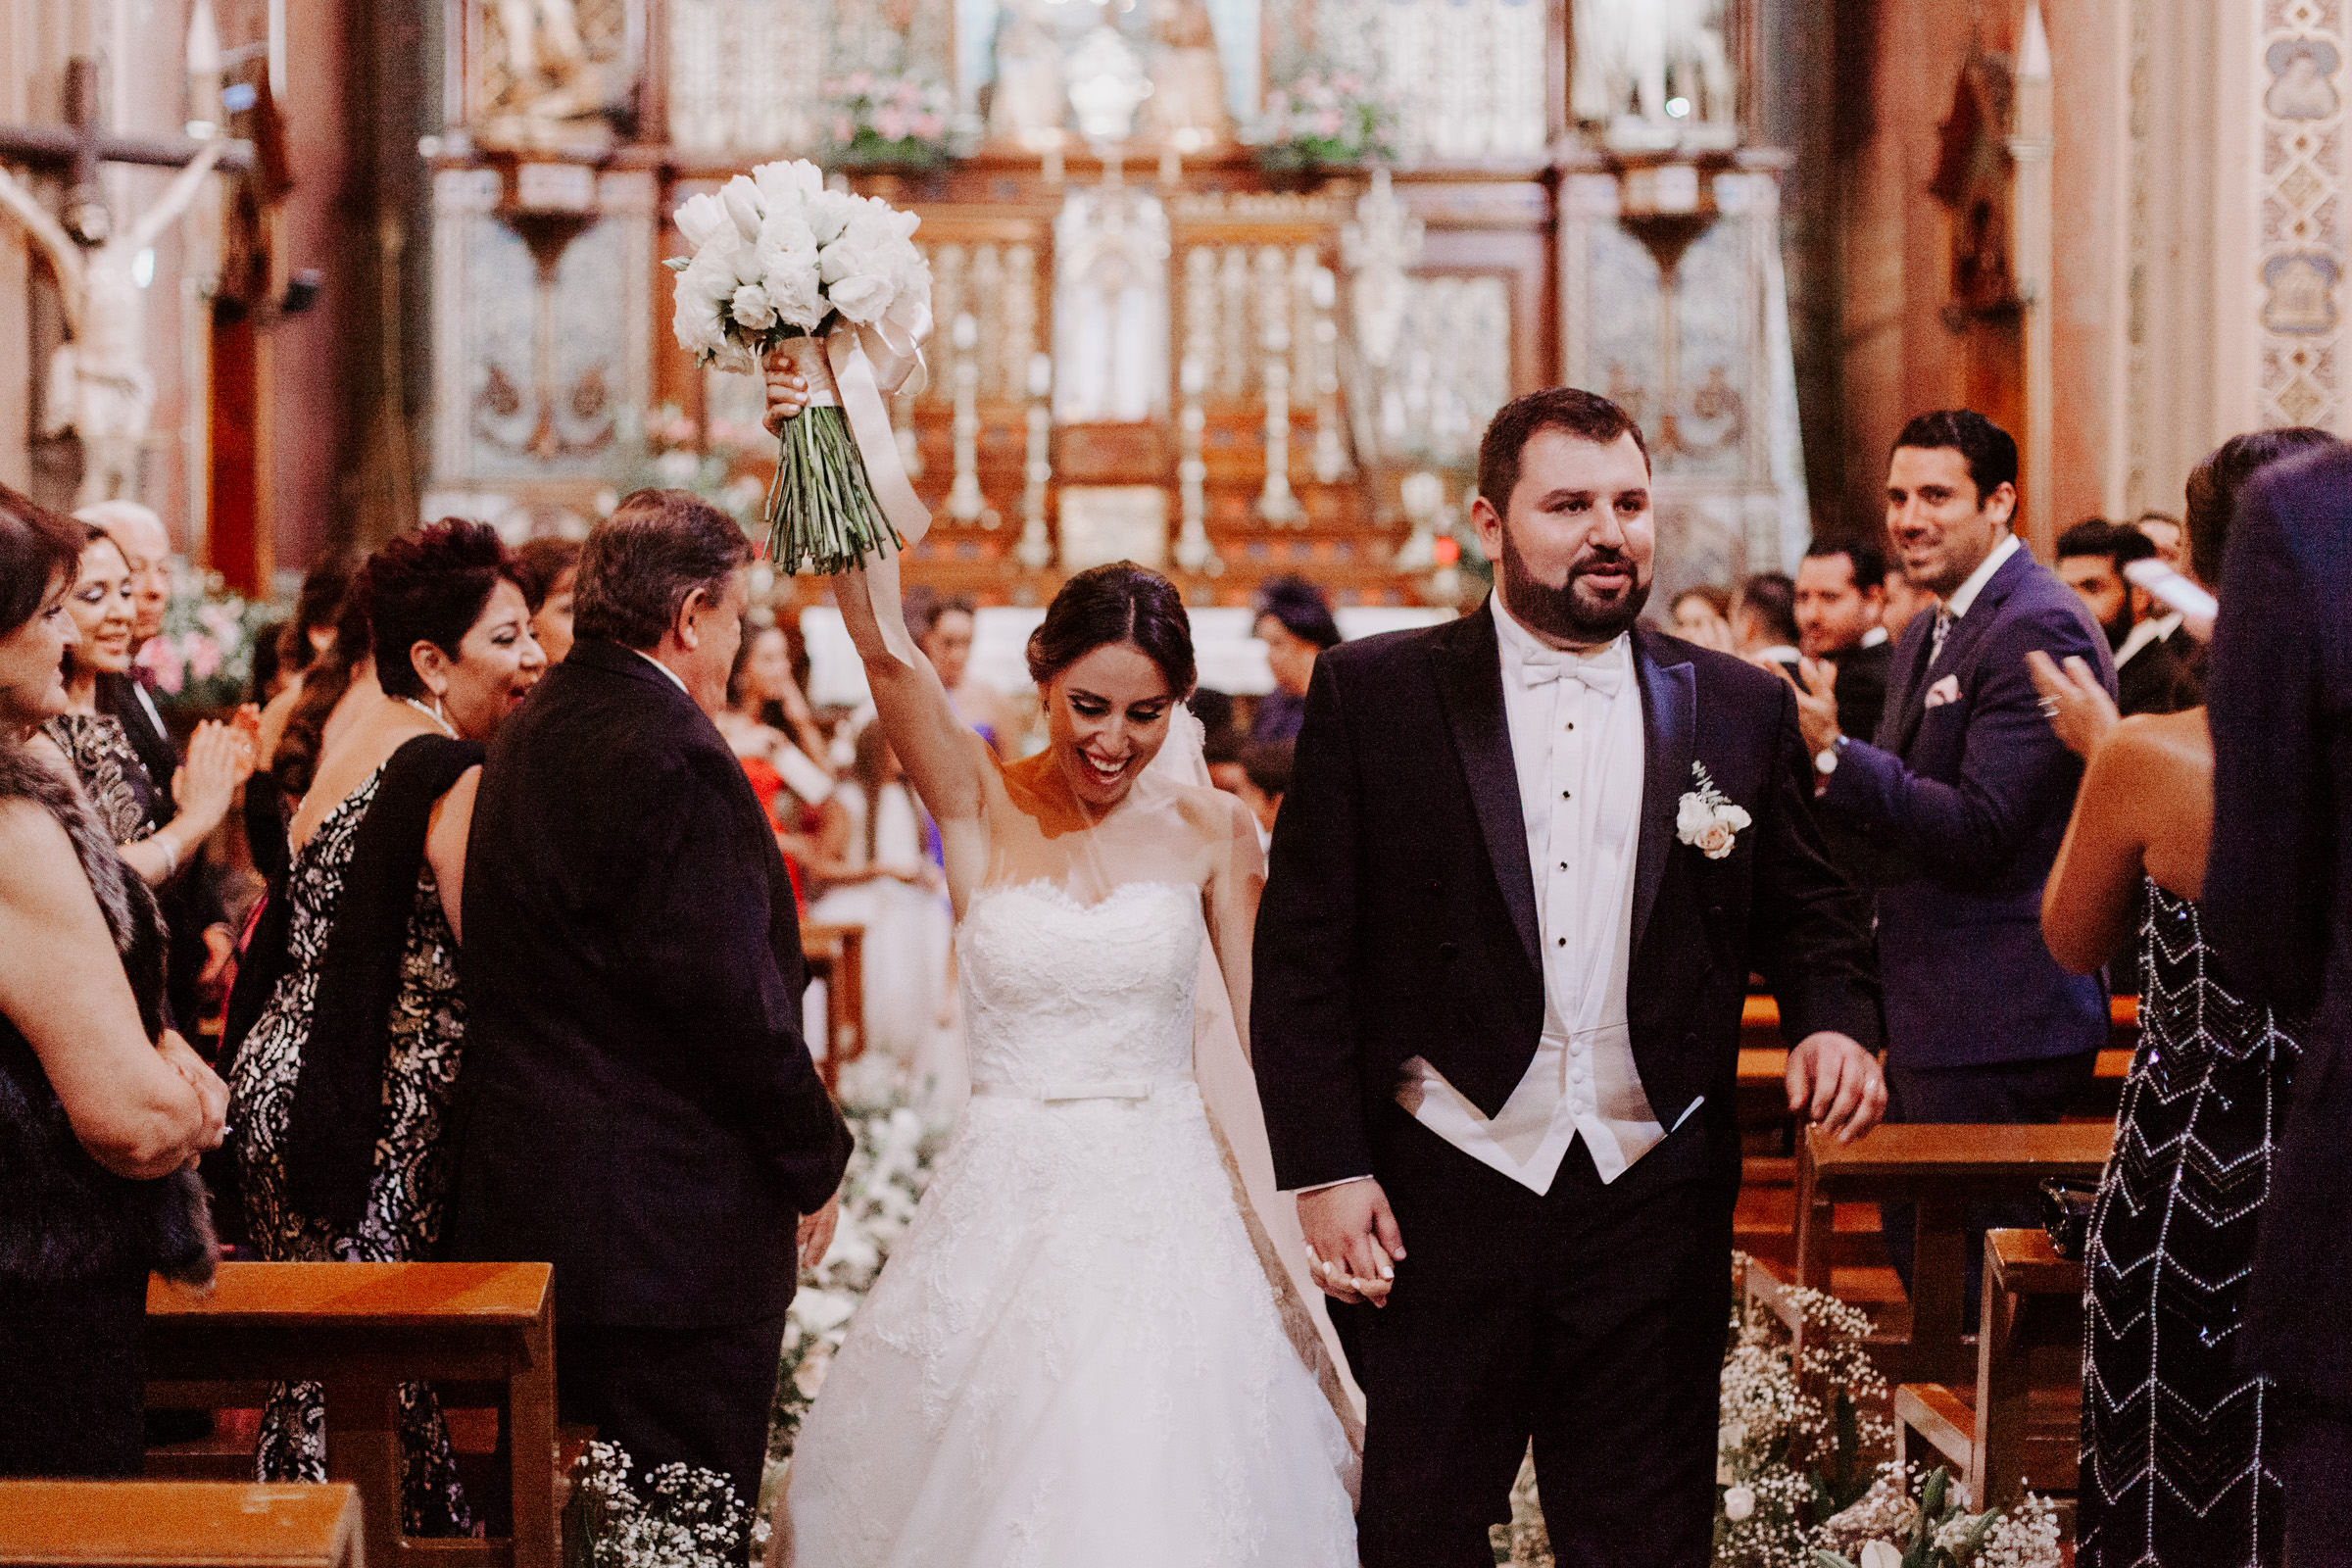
147, 1262, 555, 1568
1793, 1122, 2112, 1385
1895, 1228, 2085, 1510
802, 921, 866, 1092
0, 1481, 362, 1567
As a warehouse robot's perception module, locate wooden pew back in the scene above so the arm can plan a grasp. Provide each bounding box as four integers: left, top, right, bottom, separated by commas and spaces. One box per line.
0, 1481, 362, 1567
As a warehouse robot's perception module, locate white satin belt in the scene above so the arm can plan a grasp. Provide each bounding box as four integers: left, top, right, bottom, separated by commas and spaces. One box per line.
968, 1079, 1181, 1102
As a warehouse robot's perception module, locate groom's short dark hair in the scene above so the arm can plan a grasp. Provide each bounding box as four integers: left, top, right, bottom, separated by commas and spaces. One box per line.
1477, 387, 1650, 518
574, 488, 752, 651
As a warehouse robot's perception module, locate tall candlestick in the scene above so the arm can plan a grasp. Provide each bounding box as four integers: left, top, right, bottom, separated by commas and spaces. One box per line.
1016, 354, 1055, 571
1309, 266, 1350, 484
946, 312, 989, 525
1257, 321, 1299, 525
1174, 355, 1218, 574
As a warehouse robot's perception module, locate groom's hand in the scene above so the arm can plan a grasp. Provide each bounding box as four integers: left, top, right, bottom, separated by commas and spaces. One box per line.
1298, 1179, 1405, 1308
1786, 1031, 1886, 1144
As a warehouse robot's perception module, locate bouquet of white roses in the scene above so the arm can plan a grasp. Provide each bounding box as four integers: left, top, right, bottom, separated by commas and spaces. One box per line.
667, 160, 934, 575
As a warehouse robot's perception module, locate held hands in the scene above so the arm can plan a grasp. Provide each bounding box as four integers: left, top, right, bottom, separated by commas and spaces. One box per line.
2024, 650, 2120, 760
1297, 1178, 1405, 1308
797, 1193, 842, 1273
763, 345, 812, 435
1786, 1031, 1886, 1145
159, 1028, 229, 1156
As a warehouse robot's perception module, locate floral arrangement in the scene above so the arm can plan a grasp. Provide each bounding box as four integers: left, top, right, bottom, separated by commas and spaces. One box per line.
824, 72, 956, 168
1492, 1262, 2059, 1568
134, 561, 280, 710
564, 1442, 751, 1568
1247, 69, 1401, 170
765, 1096, 947, 1493
1678, 761, 1753, 862
667, 160, 934, 574
598, 403, 770, 530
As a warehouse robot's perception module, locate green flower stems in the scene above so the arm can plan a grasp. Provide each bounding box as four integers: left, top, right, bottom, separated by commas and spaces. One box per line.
763, 401, 905, 576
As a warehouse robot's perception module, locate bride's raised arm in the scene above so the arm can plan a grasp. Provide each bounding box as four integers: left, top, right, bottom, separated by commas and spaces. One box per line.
828, 560, 992, 840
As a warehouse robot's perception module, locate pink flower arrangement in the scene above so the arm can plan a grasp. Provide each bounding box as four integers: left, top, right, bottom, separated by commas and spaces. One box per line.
1249, 67, 1401, 169
825, 73, 956, 168
137, 637, 185, 696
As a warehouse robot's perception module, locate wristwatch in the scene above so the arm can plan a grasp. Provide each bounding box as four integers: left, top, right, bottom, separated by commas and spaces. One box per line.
1813, 735, 1847, 776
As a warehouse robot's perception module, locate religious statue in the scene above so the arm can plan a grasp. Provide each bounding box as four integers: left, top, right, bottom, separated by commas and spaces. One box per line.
0, 142, 231, 503
988, 0, 1069, 142
1570, 0, 1734, 135
1145, 0, 1230, 147
481, 0, 623, 138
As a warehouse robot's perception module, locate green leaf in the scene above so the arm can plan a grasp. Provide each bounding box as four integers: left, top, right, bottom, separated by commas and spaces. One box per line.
1921, 1468, 1949, 1520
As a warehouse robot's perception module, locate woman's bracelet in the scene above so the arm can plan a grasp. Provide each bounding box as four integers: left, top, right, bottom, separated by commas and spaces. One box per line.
153, 829, 181, 879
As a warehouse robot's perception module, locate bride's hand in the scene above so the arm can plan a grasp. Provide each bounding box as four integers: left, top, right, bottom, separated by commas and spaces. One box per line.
763, 348, 811, 435
797, 1194, 841, 1273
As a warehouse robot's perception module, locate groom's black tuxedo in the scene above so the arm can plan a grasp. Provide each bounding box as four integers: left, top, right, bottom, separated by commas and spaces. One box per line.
1253, 601, 1879, 1568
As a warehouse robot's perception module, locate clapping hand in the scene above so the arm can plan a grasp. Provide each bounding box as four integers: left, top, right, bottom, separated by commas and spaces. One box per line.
1298, 1179, 1405, 1308
1779, 656, 1843, 760
2025, 650, 2119, 760
1787, 1031, 1885, 1144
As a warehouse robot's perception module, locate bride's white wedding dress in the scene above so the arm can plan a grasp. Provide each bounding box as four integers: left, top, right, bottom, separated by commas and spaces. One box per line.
781, 878, 1358, 1566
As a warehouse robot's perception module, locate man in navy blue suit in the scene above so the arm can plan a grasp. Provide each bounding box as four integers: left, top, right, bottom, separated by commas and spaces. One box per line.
2203, 443, 2352, 1562
1785, 410, 2115, 1319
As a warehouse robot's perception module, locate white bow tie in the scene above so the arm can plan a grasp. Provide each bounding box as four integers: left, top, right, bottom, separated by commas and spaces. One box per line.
1517, 651, 1626, 697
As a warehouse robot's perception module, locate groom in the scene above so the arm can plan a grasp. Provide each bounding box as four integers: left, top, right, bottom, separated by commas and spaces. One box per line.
1254, 388, 1885, 1567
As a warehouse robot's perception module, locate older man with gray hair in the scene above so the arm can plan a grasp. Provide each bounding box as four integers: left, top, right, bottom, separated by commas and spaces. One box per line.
448, 489, 852, 1509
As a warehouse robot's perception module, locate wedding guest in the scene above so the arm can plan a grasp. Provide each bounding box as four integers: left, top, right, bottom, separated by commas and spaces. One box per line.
447, 489, 851, 1510
1669, 584, 1736, 652
254, 557, 357, 764
266, 596, 375, 806
907, 589, 1015, 753
31, 528, 249, 891
808, 719, 950, 1076
2134, 510, 2183, 569
2203, 431, 2352, 1560
513, 537, 580, 664
0, 483, 224, 1479
2035, 425, 2334, 1568
1795, 536, 1892, 744
248, 560, 358, 881
1731, 570, 1802, 678
1789, 410, 2115, 1323
1880, 556, 1938, 642
1252, 574, 1341, 742
2134, 510, 2206, 698
2054, 519, 2192, 716
221, 519, 545, 1534
717, 620, 832, 895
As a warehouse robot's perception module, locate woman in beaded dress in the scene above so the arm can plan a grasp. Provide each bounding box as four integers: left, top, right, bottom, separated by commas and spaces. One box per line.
2034, 426, 2336, 1567
221, 521, 543, 1536
30, 527, 247, 891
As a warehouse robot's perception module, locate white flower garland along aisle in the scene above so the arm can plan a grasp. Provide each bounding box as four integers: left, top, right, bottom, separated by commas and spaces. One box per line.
1490, 1259, 2060, 1568
667, 161, 934, 575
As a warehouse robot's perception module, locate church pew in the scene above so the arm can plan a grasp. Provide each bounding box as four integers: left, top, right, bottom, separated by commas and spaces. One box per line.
1793, 1122, 2112, 1386
1894, 1228, 2085, 1509
0, 1481, 361, 1567
803, 921, 866, 1092
147, 1262, 555, 1568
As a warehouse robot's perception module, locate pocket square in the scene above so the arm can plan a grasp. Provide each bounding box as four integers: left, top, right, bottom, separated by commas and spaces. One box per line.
1923, 674, 1962, 708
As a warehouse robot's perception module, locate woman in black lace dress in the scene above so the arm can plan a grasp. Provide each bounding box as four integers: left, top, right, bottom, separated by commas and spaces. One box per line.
30, 526, 247, 890
222, 521, 544, 1535
2034, 426, 2336, 1567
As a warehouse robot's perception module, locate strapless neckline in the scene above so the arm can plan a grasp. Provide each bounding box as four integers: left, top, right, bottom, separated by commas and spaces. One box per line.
965, 878, 1197, 920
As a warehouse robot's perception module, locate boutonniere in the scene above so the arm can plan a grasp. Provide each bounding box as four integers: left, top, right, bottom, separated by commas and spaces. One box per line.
1676, 761, 1751, 860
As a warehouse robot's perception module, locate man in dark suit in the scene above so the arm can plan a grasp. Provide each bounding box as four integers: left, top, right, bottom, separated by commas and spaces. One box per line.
1795, 534, 1893, 744
2203, 445, 2352, 1560
1789, 410, 2115, 1321
2054, 518, 2192, 715
449, 490, 853, 1507
1254, 388, 1885, 1568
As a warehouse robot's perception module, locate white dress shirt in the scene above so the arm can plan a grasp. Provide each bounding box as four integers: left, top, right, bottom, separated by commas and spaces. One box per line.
634, 648, 690, 694
1390, 595, 1667, 1194
2113, 612, 2181, 671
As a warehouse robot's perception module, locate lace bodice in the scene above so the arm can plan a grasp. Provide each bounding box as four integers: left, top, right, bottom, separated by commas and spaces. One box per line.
956, 880, 1202, 1094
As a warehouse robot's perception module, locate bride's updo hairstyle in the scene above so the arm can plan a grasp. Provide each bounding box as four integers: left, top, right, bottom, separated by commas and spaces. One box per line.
1025, 562, 1197, 701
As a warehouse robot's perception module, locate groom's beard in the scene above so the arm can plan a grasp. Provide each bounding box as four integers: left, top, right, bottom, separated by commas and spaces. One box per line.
1498, 526, 1652, 647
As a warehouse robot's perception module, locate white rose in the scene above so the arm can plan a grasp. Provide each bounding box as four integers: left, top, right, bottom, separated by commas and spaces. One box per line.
730, 282, 777, 332
1723, 1485, 1754, 1523
673, 191, 729, 252
1695, 821, 1736, 859
720, 173, 764, 244
1859, 1544, 1903, 1568
752, 157, 824, 212
1717, 1421, 1747, 1452
1675, 792, 1716, 841
755, 212, 826, 329
669, 246, 737, 361
826, 270, 898, 325
808, 188, 860, 244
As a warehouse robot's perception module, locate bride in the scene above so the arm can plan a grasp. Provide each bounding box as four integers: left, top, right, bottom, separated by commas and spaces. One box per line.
768, 392, 1356, 1568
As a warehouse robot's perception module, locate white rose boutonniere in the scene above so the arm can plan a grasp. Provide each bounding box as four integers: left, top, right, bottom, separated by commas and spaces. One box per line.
1675, 761, 1751, 861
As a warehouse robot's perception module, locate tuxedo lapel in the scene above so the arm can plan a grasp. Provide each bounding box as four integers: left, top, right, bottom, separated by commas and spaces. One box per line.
1431, 601, 1541, 975
1631, 627, 1694, 955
